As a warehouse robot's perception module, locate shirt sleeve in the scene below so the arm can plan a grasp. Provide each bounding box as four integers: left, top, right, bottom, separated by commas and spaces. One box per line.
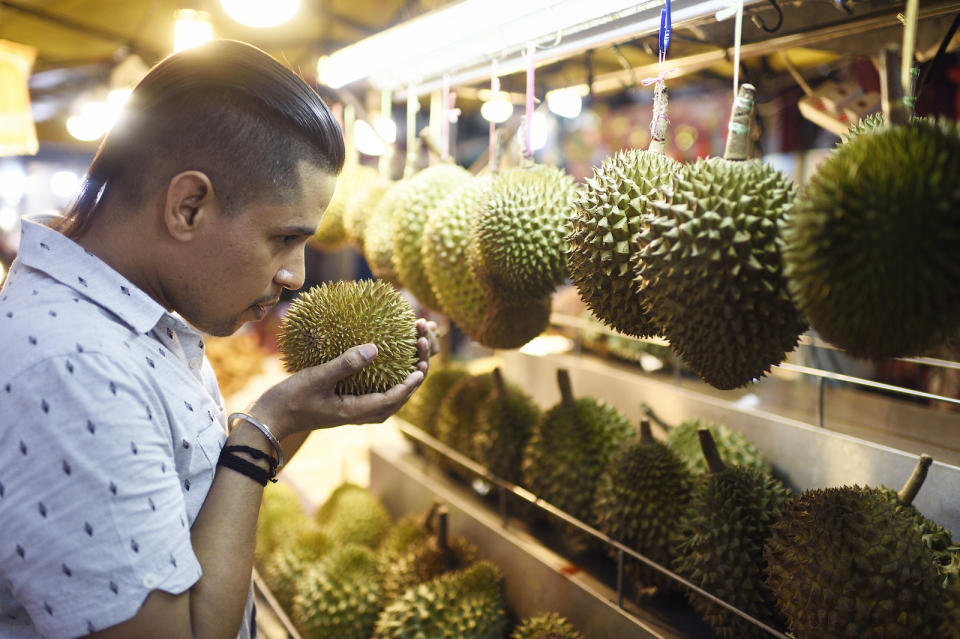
0, 352, 203, 639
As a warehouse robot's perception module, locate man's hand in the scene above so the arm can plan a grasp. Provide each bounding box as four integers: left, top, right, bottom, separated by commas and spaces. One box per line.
249, 318, 440, 439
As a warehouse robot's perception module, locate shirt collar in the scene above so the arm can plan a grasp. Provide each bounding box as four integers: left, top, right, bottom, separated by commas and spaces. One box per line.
17, 215, 168, 334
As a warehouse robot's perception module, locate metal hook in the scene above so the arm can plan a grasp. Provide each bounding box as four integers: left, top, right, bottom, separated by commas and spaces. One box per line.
751, 0, 783, 33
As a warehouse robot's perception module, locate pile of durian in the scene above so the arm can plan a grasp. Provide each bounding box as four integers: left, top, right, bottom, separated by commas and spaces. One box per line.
399, 365, 960, 639
256, 481, 590, 639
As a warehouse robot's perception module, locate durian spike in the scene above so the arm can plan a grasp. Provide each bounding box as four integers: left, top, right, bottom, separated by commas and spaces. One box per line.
898, 454, 934, 506
492, 368, 507, 399
722, 83, 757, 161
697, 428, 728, 475
557, 369, 575, 407
639, 418, 655, 445
879, 44, 908, 127
647, 85, 669, 155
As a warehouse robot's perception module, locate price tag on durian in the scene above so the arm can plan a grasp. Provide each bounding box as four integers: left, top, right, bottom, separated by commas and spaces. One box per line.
659, 0, 671, 55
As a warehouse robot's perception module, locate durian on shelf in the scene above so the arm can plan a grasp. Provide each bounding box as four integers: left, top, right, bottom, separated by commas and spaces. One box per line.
634, 83, 806, 390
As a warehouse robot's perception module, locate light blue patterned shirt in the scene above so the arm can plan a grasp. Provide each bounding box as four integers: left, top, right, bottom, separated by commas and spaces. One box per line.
0, 216, 254, 639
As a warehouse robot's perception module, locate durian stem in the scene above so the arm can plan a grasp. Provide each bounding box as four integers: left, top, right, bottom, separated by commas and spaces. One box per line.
698, 428, 727, 475
557, 369, 575, 407
492, 368, 507, 399
435, 507, 449, 552
722, 83, 756, 161
898, 455, 933, 506
879, 44, 907, 127
647, 85, 669, 155
421, 499, 442, 532
641, 403, 672, 431
639, 418, 655, 445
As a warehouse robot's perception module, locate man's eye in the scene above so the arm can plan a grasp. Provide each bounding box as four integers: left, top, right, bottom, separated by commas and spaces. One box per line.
280, 235, 301, 244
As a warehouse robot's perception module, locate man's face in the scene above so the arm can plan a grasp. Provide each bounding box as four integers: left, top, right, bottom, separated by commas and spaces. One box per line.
178, 161, 336, 336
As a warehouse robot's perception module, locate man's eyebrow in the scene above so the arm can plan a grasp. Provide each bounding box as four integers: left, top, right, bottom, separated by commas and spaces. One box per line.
276, 225, 316, 236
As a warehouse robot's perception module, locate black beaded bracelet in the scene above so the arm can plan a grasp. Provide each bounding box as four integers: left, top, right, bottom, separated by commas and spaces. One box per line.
223, 445, 278, 474
217, 448, 277, 486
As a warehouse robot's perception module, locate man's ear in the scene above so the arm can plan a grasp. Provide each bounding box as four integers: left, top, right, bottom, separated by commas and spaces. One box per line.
163, 171, 218, 241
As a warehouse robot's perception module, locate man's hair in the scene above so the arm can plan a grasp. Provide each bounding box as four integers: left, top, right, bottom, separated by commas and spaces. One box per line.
59, 40, 345, 237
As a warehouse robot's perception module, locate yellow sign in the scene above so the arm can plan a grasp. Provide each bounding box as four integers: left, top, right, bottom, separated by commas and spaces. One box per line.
0, 39, 38, 156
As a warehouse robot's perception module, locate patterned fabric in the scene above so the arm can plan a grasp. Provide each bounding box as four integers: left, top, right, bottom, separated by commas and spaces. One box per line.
0, 216, 254, 639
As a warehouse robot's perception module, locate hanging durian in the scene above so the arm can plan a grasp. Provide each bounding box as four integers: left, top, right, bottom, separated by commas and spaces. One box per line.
311, 164, 382, 251
344, 173, 391, 249
378, 502, 440, 560
374, 561, 508, 639
390, 164, 471, 310
314, 482, 392, 549
292, 544, 384, 639
364, 179, 415, 286
381, 507, 479, 604
277, 280, 418, 395
673, 429, 791, 639
472, 368, 541, 486
764, 456, 958, 638
511, 613, 586, 639
567, 90, 681, 337
522, 369, 634, 546
593, 419, 692, 594
469, 164, 576, 299
782, 105, 960, 359
635, 84, 805, 389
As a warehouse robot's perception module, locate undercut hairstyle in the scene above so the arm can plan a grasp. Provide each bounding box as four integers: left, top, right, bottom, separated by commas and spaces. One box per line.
59, 39, 345, 237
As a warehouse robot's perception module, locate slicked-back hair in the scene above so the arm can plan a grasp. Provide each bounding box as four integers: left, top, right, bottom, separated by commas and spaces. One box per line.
59, 40, 345, 237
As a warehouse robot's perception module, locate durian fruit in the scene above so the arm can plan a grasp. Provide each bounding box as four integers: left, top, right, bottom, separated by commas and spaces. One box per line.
473, 368, 541, 486
764, 474, 957, 637
522, 369, 634, 542
781, 116, 960, 360
378, 501, 441, 559
839, 111, 885, 145
277, 280, 418, 395
397, 366, 469, 439
469, 165, 577, 299
315, 482, 392, 549
593, 419, 692, 593
345, 174, 391, 249
292, 544, 384, 639
262, 524, 332, 611
634, 84, 805, 389
390, 164, 472, 310
381, 507, 479, 604
422, 176, 553, 349
311, 164, 381, 250
435, 372, 496, 462
255, 482, 305, 562
665, 417, 771, 476
364, 179, 415, 286
511, 613, 586, 639
567, 147, 681, 337
673, 429, 791, 639
374, 560, 508, 639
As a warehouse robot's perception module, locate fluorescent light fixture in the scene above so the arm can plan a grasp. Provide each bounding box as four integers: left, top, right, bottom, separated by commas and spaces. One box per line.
222, 0, 299, 27
50, 170, 80, 200
174, 9, 214, 53
319, 0, 756, 92
353, 120, 385, 156
480, 92, 513, 123
546, 87, 583, 118
373, 116, 397, 144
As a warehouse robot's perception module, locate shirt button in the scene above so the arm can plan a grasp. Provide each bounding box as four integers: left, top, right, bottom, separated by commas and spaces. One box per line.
143, 574, 158, 588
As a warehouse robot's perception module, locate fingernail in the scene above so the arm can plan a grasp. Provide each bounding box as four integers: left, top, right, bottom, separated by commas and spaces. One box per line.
360, 344, 378, 360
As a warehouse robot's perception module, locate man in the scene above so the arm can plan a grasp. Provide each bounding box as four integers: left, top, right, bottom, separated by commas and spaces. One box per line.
0, 40, 434, 639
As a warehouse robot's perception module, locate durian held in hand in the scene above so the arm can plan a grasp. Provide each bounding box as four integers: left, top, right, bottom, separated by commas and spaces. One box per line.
277, 279, 419, 395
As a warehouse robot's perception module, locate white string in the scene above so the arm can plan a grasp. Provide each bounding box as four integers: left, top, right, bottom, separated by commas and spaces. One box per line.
732, 0, 744, 96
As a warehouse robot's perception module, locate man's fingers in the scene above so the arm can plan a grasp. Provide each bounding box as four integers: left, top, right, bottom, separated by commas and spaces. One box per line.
336, 370, 424, 424
309, 344, 378, 385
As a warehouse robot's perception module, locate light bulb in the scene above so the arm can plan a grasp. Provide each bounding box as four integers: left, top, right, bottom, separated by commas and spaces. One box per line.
222, 0, 299, 27
174, 9, 214, 53
373, 117, 397, 143
66, 101, 112, 141
353, 120, 385, 156
50, 171, 80, 201
0, 207, 18, 233
547, 88, 582, 119
0, 164, 26, 206
480, 92, 513, 123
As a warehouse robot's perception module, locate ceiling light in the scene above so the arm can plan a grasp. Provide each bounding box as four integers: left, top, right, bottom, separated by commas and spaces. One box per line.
373, 116, 397, 144
546, 88, 583, 119
480, 92, 514, 123
353, 120, 385, 156
50, 170, 80, 201
66, 101, 112, 141
0, 206, 18, 233
221, 0, 300, 27
174, 9, 214, 53
0, 164, 26, 205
